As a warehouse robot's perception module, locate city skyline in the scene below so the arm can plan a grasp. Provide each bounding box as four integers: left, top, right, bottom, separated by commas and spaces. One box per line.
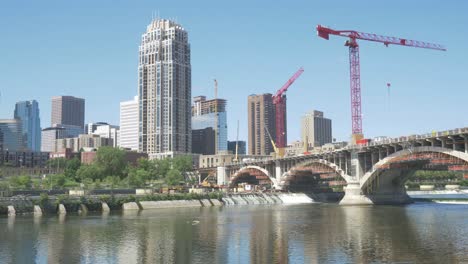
0, 1, 467, 144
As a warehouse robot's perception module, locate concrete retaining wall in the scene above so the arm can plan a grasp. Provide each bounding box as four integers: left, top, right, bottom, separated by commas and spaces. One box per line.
122, 202, 140, 210
210, 199, 223, 206
199, 199, 212, 206
139, 200, 201, 210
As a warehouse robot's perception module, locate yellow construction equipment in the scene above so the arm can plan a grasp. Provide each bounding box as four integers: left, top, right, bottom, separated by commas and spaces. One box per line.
264, 125, 285, 157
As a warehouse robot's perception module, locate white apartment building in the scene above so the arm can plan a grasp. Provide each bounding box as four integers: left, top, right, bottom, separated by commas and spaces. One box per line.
119, 96, 139, 151
138, 19, 191, 159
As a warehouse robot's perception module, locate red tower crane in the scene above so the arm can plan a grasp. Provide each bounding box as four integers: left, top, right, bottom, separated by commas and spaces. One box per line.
316, 25, 446, 142
272, 67, 304, 149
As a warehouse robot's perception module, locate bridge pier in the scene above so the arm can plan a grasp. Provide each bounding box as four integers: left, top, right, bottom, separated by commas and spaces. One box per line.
217, 167, 227, 185
340, 182, 373, 205
464, 136, 468, 153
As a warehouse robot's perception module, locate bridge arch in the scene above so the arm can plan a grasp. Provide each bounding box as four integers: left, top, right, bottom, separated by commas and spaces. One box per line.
229, 165, 278, 189
360, 146, 468, 190
280, 159, 351, 192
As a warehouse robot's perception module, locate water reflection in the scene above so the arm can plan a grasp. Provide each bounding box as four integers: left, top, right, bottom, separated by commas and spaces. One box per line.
0, 204, 467, 263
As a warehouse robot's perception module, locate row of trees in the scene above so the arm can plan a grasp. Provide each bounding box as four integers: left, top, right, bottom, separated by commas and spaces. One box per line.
4, 147, 194, 190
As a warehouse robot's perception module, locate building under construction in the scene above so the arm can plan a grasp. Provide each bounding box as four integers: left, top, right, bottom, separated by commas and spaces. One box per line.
191, 96, 227, 154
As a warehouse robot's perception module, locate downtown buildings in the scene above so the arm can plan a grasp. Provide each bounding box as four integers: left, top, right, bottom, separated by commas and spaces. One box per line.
0, 119, 25, 152
138, 19, 191, 158
301, 110, 332, 148
51, 96, 85, 129
191, 96, 227, 155
87, 122, 119, 148
14, 100, 41, 152
41, 96, 85, 152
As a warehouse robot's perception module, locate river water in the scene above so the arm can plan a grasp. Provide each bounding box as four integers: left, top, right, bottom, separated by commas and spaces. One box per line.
1, 203, 468, 264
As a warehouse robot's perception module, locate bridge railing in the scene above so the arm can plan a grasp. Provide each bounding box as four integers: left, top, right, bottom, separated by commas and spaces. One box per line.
348, 127, 468, 149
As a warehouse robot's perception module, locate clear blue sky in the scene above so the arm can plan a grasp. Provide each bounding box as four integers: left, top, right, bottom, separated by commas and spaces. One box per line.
0, 0, 467, 143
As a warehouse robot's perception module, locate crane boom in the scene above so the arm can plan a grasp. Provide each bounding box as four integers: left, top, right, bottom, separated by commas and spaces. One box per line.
272, 67, 304, 104
317, 25, 446, 51
316, 24, 445, 142
272, 67, 304, 150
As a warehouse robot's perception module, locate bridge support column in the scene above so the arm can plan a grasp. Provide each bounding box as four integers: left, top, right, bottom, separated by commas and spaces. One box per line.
339, 182, 373, 205
217, 167, 227, 186
464, 137, 468, 154
275, 162, 283, 189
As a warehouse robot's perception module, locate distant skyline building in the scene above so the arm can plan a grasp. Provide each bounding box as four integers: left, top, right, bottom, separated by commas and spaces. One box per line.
138, 19, 191, 158
51, 96, 85, 129
14, 100, 41, 152
248, 94, 276, 155
56, 134, 113, 153
191, 96, 227, 154
120, 96, 139, 151
0, 119, 25, 152
228, 140, 246, 155
87, 122, 120, 148
301, 110, 332, 148
41, 126, 66, 152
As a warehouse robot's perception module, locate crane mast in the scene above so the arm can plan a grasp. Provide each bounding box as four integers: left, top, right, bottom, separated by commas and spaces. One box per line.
272, 67, 304, 150
316, 25, 445, 143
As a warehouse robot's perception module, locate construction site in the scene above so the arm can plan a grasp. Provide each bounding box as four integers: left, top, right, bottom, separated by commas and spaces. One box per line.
204, 24, 460, 195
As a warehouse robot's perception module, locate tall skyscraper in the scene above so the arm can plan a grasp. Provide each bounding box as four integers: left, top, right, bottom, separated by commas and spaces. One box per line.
51, 96, 85, 129
14, 100, 41, 151
138, 19, 191, 158
191, 96, 227, 154
248, 94, 276, 155
0, 119, 26, 152
120, 96, 139, 151
302, 110, 332, 148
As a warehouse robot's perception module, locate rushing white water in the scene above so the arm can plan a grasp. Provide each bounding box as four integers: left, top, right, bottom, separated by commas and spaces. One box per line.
221, 193, 315, 206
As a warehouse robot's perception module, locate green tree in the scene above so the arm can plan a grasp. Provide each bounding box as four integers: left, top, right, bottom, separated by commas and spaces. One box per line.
53, 174, 66, 189
127, 167, 151, 187
165, 169, 183, 186
95, 147, 126, 177
9, 175, 32, 190
173, 155, 193, 173
76, 164, 103, 181
64, 157, 81, 181
155, 158, 171, 179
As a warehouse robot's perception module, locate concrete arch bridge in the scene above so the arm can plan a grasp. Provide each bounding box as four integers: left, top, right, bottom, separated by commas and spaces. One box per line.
215, 128, 468, 205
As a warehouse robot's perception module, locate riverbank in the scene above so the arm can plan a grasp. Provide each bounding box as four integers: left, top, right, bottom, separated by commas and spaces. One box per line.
0, 192, 320, 216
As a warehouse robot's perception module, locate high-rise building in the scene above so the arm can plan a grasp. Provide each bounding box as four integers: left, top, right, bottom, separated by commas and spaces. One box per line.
191, 127, 215, 155
191, 96, 227, 154
0, 119, 25, 152
87, 122, 119, 148
138, 19, 191, 158
14, 100, 41, 151
301, 110, 332, 148
120, 96, 139, 151
248, 94, 276, 155
51, 96, 85, 129
228, 141, 246, 155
